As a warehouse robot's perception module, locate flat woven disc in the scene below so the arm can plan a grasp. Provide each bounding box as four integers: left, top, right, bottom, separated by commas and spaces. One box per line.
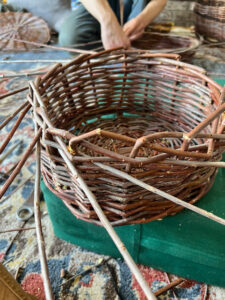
131, 32, 200, 55
0, 12, 50, 51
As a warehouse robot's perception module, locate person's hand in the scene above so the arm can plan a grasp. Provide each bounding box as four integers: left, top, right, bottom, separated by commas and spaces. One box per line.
101, 16, 130, 50
123, 16, 146, 41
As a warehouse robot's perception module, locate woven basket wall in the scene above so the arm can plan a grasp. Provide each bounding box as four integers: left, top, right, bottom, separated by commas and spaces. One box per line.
194, 0, 225, 41
29, 50, 225, 226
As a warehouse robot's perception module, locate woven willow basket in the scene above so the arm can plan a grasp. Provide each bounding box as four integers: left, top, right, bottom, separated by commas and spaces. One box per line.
29, 50, 225, 226
194, 0, 225, 42
131, 32, 200, 60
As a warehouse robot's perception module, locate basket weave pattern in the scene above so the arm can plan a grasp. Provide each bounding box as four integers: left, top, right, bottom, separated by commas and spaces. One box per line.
195, 1, 225, 41
30, 50, 224, 226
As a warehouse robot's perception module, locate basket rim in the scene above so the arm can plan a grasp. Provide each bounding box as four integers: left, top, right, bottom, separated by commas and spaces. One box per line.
35, 49, 223, 100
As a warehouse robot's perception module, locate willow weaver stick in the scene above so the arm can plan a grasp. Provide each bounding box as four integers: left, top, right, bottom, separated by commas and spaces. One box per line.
0, 103, 31, 154
59, 258, 112, 287
0, 60, 70, 64
154, 278, 185, 297
2, 222, 26, 260
161, 159, 225, 168
2, 36, 96, 55
0, 129, 42, 199
0, 227, 36, 233
0, 101, 28, 130
95, 162, 225, 226
0, 140, 22, 163
0, 72, 45, 78
164, 273, 178, 300
0, 174, 34, 204
0, 87, 28, 100
0, 103, 31, 155
34, 134, 54, 300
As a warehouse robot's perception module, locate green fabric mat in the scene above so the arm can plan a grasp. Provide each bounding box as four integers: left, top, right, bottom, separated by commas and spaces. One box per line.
41, 78, 225, 287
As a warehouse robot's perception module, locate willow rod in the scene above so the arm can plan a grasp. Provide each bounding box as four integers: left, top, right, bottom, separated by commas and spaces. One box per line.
0, 101, 28, 130
0, 72, 45, 78
0, 103, 31, 155
0, 87, 28, 100
0, 128, 42, 199
0, 60, 70, 64
95, 162, 225, 226
0, 227, 36, 233
161, 159, 225, 168
154, 278, 185, 297
2, 36, 96, 55
34, 134, 54, 300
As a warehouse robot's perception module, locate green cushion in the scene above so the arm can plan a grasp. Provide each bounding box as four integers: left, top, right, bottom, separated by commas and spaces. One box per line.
41, 78, 225, 287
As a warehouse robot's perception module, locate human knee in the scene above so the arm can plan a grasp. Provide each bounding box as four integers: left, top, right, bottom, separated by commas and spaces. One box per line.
58, 9, 100, 47
58, 16, 83, 47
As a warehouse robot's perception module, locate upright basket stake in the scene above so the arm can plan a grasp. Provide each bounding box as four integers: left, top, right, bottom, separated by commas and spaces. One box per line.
34, 136, 54, 300
33, 85, 54, 300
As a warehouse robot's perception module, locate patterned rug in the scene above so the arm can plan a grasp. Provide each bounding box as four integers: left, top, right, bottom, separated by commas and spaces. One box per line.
0, 50, 225, 300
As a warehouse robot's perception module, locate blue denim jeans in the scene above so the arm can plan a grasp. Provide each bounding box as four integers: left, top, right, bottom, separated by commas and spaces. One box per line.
59, 0, 150, 47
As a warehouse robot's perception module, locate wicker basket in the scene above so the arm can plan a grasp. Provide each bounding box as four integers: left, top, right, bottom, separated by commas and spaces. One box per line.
194, 0, 225, 42
29, 50, 225, 226
131, 32, 200, 60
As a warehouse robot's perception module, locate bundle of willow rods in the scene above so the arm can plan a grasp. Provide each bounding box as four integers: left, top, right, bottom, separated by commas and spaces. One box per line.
28, 49, 225, 226
194, 0, 225, 42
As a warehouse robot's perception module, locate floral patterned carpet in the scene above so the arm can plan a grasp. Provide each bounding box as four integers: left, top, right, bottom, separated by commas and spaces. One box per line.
0, 50, 225, 300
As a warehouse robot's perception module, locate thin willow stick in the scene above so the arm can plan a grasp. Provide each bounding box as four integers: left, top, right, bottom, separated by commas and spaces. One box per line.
2, 222, 26, 259
0, 103, 31, 155
0, 101, 28, 130
2, 36, 96, 55
59, 257, 112, 287
0, 140, 22, 163
95, 162, 225, 226
34, 135, 54, 300
0, 227, 36, 233
0, 87, 28, 100
0, 60, 70, 64
0, 129, 42, 199
162, 159, 225, 168
154, 278, 185, 297
0, 72, 45, 78
164, 273, 178, 300
0, 174, 34, 204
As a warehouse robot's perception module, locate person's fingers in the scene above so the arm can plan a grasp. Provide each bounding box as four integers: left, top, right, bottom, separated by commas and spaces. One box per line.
129, 31, 143, 41
124, 38, 131, 49
123, 22, 135, 37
